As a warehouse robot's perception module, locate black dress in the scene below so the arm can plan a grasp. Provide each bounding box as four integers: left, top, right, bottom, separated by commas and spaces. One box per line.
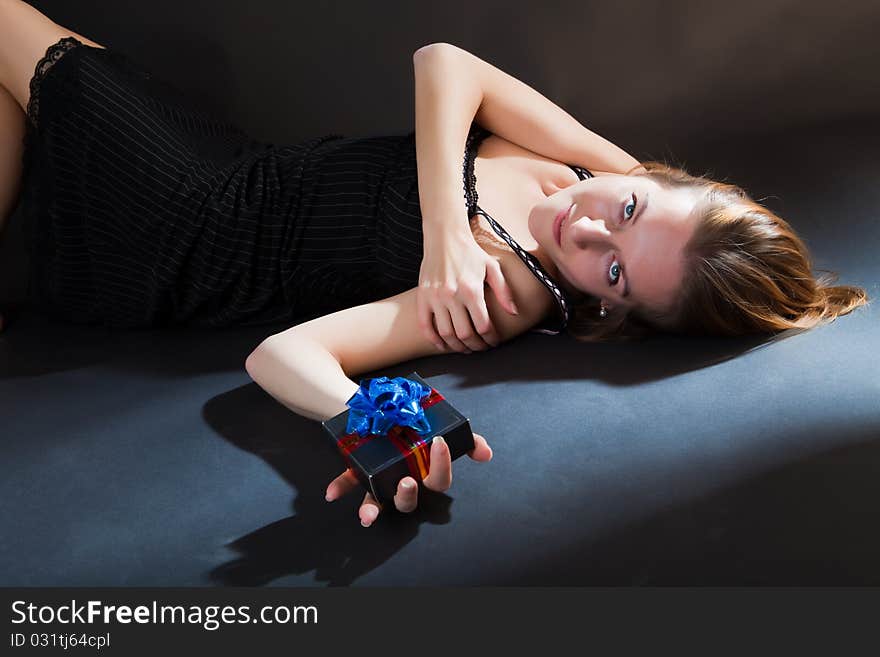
21, 36, 590, 333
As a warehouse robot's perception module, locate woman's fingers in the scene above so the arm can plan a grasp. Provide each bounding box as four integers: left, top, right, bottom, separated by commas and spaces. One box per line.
411, 432, 490, 494
417, 286, 474, 353
416, 432, 490, 494
393, 477, 419, 513
484, 260, 519, 316
417, 287, 446, 351
359, 491, 382, 527
422, 436, 453, 492
433, 306, 469, 353
338, 432, 490, 526
449, 303, 489, 352
462, 293, 500, 348
358, 477, 419, 527
420, 285, 502, 353
467, 432, 493, 462
325, 467, 360, 502
447, 283, 494, 351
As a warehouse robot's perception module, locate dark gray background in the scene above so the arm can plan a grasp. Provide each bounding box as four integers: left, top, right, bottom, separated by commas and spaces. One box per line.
0, 0, 877, 585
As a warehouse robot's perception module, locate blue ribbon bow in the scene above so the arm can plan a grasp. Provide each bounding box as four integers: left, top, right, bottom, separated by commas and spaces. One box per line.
345, 376, 433, 437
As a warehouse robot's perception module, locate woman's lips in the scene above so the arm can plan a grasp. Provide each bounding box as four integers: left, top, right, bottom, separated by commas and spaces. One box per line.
554, 204, 572, 247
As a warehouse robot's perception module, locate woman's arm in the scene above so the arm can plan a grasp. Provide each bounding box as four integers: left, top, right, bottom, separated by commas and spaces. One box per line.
245, 285, 517, 524
413, 45, 520, 352
245, 277, 545, 422
412, 45, 481, 237
414, 42, 643, 176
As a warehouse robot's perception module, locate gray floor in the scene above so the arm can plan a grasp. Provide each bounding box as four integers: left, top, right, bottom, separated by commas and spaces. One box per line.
1, 116, 878, 586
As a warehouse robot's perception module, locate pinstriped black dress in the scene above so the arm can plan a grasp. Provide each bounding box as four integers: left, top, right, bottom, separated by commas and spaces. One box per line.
21, 36, 588, 332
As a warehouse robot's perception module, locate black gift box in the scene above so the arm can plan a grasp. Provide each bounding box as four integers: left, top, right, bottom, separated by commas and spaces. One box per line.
321, 371, 474, 505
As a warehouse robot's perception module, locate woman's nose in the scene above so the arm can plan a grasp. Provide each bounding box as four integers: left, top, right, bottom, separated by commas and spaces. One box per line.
570, 215, 614, 249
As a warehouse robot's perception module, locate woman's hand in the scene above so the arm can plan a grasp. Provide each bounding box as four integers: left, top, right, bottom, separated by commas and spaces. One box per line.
324, 432, 493, 527
417, 228, 518, 353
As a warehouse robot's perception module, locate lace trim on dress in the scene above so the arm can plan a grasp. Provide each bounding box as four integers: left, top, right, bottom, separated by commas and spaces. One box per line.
462, 122, 579, 335
463, 122, 490, 217
27, 35, 85, 129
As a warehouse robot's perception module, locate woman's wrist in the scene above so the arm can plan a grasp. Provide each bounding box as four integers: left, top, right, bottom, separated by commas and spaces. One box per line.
422, 199, 473, 238
422, 217, 473, 252
246, 336, 361, 423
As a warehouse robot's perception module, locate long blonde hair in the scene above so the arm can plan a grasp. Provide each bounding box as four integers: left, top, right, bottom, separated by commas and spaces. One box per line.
566, 161, 870, 342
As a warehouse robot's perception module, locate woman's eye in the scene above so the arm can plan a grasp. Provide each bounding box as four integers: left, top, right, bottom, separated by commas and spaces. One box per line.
623, 193, 637, 221
608, 259, 621, 286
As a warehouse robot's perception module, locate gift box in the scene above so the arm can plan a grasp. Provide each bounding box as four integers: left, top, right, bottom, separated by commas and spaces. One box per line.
321, 371, 474, 506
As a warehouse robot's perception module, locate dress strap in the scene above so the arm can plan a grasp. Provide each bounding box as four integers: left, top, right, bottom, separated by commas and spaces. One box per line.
568, 164, 594, 180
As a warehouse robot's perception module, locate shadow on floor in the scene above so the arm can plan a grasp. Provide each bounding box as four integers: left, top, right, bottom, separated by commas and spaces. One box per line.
202, 383, 457, 586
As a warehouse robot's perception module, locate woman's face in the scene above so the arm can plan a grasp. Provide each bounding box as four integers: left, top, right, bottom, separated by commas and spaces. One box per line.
528, 173, 701, 315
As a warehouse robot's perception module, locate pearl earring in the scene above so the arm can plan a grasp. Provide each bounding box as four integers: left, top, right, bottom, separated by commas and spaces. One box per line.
599, 301, 608, 319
